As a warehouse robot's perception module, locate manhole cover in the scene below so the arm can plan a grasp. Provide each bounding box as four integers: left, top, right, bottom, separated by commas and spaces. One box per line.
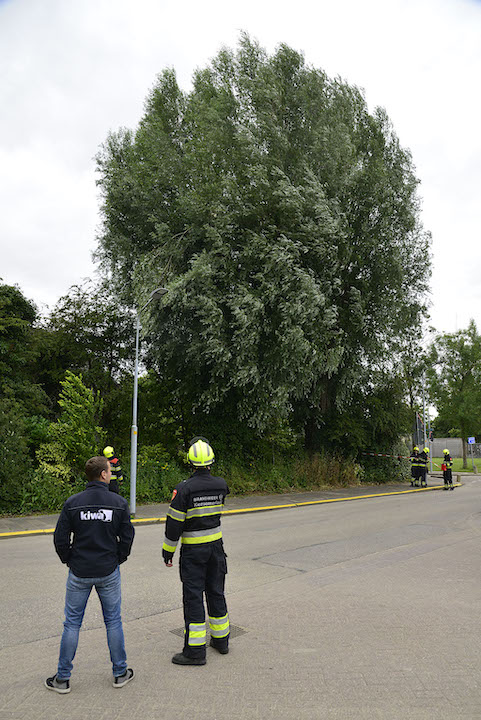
170, 624, 247, 639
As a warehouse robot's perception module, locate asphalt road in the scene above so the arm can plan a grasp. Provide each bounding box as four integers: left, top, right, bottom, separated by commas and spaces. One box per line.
1, 477, 480, 719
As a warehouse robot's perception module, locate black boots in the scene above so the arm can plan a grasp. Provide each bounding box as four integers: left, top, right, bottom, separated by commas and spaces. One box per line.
171, 653, 206, 665
210, 639, 229, 654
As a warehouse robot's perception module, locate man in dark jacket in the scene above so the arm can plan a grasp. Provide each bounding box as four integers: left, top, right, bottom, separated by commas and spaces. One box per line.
45, 456, 135, 694
163, 437, 229, 665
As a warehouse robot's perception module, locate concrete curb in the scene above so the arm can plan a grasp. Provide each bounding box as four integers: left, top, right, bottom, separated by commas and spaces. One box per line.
0, 483, 462, 540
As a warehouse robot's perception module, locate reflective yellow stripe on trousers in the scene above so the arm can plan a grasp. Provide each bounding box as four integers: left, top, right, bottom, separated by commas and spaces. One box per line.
188, 622, 206, 646
209, 614, 229, 639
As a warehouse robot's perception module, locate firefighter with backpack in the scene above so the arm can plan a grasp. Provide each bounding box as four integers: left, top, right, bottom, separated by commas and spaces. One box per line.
442, 448, 454, 490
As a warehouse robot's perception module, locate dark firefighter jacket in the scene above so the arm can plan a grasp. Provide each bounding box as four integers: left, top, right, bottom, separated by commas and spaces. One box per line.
162, 468, 229, 556
418, 450, 429, 469
109, 456, 123, 484
54, 480, 134, 577
410, 452, 421, 469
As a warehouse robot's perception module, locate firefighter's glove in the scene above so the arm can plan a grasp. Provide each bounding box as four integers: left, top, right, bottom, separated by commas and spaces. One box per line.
162, 549, 174, 566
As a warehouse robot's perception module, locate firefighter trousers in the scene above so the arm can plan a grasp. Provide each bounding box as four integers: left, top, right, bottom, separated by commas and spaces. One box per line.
179, 540, 229, 658
443, 468, 453, 485
109, 479, 119, 494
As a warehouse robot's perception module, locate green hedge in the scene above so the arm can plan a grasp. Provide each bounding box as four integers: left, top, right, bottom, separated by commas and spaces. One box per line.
1, 447, 408, 516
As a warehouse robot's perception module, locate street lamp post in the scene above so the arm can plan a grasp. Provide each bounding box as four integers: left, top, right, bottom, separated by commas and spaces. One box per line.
130, 287, 168, 516
422, 372, 434, 473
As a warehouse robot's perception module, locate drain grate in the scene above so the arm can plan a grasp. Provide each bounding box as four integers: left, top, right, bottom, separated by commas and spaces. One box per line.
170, 624, 247, 639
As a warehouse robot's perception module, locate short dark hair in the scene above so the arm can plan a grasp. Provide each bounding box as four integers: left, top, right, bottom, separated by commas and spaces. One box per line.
85, 456, 110, 482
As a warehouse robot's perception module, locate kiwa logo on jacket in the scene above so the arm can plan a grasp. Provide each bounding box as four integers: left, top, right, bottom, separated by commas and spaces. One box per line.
80, 509, 113, 522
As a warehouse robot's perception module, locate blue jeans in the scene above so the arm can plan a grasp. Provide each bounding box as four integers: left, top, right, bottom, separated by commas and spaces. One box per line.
57, 566, 127, 679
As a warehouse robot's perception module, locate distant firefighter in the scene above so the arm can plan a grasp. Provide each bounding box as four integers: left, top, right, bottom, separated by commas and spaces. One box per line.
410, 446, 421, 487
103, 446, 123, 494
418, 447, 429, 488
442, 449, 454, 490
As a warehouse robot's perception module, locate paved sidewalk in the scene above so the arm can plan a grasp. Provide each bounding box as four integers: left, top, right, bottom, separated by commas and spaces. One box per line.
0, 476, 458, 536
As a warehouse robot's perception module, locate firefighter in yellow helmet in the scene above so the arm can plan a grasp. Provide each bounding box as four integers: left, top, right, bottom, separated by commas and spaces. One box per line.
162, 437, 230, 665
442, 448, 454, 490
418, 447, 429, 488
103, 446, 123, 494
410, 446, 421, 487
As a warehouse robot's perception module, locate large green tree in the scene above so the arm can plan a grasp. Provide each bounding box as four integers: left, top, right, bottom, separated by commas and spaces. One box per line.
96, 36, 430, 452
428, 320, 481, 467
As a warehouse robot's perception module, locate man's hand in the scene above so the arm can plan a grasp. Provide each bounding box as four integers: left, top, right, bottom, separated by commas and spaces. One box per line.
162, 549, 174, 567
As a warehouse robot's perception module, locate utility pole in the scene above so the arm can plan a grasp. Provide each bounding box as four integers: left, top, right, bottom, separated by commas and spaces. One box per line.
130, 287, 168, 517
422, 372, 428, 451
427, 407, 433, 472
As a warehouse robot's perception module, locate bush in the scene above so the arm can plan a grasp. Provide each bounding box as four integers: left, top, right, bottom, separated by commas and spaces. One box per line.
0, 400, 33, 512
124, 444, 185, 504
1, 437, 409, 516
360, 456, 410, 484
20, 469, 86, 514
294, 453, 360, 488
24, 415, 50, 456
35, 441, 72, 484
214, 451, 360, 495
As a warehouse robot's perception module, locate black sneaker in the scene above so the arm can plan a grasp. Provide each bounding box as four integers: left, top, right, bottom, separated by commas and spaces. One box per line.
113, 668, 134, 688
209, 639, 229, 654
171, 653, 206, 665
45, 674, 70, 694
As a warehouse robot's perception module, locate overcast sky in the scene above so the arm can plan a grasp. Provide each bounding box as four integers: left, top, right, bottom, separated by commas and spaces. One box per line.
1, 0, 480, 333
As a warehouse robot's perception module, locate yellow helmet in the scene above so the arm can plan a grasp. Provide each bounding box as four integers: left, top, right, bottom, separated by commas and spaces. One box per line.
423, 447, 429, 453
103, 446, 114, 458
413, 446, 419, 452
188, 439, 215, 467
443, 449, 450, 454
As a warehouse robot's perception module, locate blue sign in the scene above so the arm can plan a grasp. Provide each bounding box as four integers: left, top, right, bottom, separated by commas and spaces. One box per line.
468, 436, 476, 445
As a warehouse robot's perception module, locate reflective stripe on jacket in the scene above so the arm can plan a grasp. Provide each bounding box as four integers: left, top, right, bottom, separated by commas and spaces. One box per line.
410, 454, 422, 468
162, 468, 229, 556
110, 457, 123, 483
418, 451, 428, 468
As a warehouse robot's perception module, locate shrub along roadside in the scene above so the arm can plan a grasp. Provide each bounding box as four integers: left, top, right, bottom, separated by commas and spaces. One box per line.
2, 449, 407, 516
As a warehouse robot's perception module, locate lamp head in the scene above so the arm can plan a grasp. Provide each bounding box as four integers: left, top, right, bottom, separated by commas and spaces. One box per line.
151, 287, 168, 299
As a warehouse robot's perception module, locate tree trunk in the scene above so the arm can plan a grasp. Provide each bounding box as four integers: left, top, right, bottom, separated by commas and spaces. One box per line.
304, 380, 331, 454
179, 405, 189, 450
462, 438, 468, 468
304, 417, 319, 455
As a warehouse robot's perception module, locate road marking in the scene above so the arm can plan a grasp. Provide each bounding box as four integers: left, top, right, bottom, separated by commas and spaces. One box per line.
0, 527, 57, 537
0, 484, 462, 539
